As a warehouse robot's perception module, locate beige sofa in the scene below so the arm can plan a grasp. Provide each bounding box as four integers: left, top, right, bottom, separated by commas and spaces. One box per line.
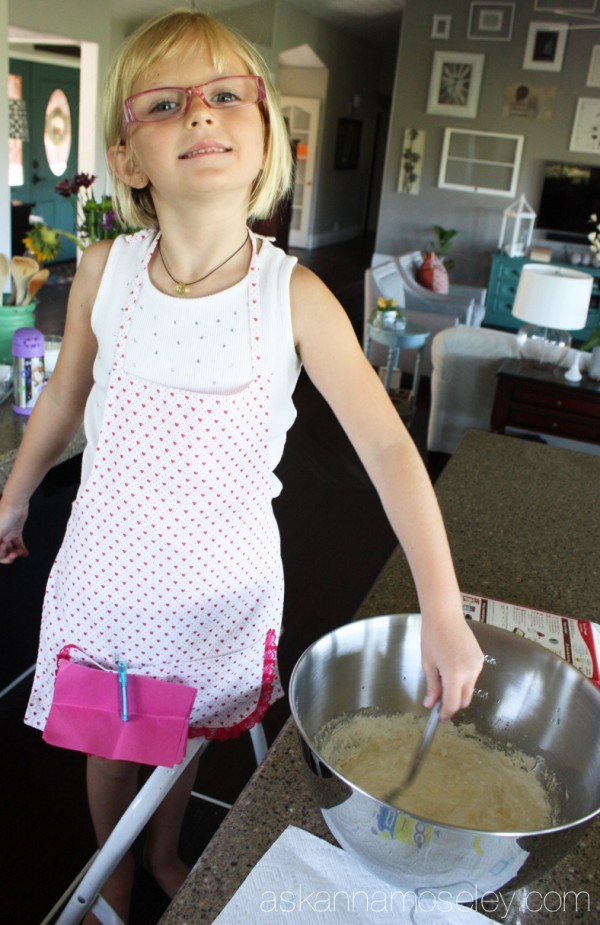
427, 326, 520, 454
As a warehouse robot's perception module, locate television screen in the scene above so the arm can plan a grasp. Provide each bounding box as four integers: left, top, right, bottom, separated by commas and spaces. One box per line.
537, 162, 600, 242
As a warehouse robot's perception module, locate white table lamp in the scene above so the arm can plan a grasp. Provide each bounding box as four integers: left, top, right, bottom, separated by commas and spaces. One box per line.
511, 264, 593, 367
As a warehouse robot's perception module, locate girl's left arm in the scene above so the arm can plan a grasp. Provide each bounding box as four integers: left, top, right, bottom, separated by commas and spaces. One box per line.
291, 265, 483, 720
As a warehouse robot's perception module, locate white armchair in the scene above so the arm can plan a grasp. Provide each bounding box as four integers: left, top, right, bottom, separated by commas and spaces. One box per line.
364, 254, 486, 377
396, 251, 487, 327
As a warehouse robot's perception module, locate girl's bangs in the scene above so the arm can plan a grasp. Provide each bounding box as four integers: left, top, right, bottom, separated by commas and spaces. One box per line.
127, 21, 254, 95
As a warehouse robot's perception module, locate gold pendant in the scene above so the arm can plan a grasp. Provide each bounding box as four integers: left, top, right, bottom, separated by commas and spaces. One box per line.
174, 282, 189, 296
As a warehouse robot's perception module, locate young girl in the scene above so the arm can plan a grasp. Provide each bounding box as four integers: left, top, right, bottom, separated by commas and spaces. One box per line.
0, 9, 483, 921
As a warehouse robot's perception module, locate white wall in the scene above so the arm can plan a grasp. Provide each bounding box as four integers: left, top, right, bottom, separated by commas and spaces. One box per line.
4, 0, 115, 239
272, 0, 396, 245
375, 0, 600, 287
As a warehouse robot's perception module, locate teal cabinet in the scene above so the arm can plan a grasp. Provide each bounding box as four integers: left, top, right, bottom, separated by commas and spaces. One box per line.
484, 254, 600, 343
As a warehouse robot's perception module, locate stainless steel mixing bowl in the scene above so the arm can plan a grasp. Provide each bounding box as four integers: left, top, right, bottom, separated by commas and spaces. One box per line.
289, 613, 600, 900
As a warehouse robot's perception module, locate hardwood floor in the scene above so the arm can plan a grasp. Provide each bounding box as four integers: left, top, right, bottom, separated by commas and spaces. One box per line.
1, 235, 443, 924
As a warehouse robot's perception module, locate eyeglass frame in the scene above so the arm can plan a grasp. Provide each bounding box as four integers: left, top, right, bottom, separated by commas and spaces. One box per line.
121, 74, 267, 133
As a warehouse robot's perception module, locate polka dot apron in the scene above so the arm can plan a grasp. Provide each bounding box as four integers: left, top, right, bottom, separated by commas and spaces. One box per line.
25, 231, 284, 742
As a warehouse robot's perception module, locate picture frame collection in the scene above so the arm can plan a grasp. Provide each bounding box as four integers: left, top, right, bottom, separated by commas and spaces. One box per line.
424, 1, 600, 157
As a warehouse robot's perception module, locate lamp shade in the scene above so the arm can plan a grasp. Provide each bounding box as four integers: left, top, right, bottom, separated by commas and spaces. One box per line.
511, 264, 593, 331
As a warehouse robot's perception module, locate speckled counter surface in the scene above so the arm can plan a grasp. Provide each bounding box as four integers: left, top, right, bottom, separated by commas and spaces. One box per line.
0, 398, 85, 493
160, 431, 600, 925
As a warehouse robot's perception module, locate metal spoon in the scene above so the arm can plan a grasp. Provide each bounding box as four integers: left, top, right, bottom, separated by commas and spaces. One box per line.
384, 700, 442, 804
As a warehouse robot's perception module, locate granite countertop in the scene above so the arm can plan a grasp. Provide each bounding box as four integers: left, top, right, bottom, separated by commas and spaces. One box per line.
0, 397, 86, 493
0, 294, 85, 494
159, 430, 600, 925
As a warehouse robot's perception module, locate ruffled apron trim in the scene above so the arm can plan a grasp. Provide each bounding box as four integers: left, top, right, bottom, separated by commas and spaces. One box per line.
188, 628, 279, 742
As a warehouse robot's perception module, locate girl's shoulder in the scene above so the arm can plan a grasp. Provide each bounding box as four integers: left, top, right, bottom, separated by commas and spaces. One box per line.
254, 234, 297, 283
96, 228, 157, 281
89, 230, 156, 326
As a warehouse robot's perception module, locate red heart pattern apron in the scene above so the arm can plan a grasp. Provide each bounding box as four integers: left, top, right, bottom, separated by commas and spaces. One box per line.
25, 230, 284, 741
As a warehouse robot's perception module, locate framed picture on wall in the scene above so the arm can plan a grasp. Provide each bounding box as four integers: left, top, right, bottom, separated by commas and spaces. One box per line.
398, 128, 426, 194
587, 45, 600, 86
431, 14, 451, 39
534, 0, 596, 11
569, 97, 600, 153
334, 118, 361, 170
523, 22, 568, 71
468, 3, 515, 41
426, 51, 485, 118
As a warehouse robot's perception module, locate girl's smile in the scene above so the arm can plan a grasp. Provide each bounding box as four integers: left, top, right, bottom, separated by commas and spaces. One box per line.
178, 141, 232, 159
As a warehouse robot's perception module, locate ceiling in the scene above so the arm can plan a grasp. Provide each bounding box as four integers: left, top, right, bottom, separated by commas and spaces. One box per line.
111, 0, 404, 50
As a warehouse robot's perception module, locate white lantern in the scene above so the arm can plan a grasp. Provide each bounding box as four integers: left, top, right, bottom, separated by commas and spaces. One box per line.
498, 194, 536, 258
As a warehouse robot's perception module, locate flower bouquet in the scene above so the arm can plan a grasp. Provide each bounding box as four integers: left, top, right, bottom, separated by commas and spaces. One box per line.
23, 173, 129, 262
371, 297, 406, 330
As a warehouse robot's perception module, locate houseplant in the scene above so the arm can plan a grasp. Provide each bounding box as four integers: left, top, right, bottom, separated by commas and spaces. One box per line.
370, 297, 406, 329
416, 225, 458, 294
429, 224, 458, 271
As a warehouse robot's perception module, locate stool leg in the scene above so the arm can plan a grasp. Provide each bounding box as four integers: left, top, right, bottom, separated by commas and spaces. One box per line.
55, 738, 208, 925
249, 723, 268, 764
89, 894, 126, 925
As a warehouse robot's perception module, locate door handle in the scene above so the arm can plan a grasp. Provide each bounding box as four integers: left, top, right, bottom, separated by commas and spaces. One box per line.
32, 172, 44, 185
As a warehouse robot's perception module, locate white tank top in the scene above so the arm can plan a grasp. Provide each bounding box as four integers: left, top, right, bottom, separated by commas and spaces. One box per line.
81, 232, 301, 497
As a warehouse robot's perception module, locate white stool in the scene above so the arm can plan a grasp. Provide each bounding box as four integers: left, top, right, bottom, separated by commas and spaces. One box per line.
54, 724, 268, 925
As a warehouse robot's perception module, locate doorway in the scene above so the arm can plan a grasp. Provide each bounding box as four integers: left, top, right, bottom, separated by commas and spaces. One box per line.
281, 96, 320, 249
9, 59, 80, 261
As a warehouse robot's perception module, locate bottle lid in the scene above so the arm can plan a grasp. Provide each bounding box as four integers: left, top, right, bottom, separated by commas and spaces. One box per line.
12, 327, 45, 359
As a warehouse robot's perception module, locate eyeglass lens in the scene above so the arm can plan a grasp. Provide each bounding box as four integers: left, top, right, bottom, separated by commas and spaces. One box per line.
129, 76, 262, 123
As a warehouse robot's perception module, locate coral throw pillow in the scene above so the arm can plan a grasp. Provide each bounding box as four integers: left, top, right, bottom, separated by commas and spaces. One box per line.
416, 253, 449, 294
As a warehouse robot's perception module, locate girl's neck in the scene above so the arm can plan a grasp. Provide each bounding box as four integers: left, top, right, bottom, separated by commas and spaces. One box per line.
149, 210, 252, 299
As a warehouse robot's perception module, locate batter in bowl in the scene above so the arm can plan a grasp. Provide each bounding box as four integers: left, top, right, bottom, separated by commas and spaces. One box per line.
317, 712, 554, 831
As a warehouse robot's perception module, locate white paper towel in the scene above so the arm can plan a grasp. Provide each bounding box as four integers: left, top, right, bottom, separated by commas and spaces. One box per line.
212, 826, 492, 924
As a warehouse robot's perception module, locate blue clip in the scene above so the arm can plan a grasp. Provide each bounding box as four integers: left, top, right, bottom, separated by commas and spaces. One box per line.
118, 660, 129, 722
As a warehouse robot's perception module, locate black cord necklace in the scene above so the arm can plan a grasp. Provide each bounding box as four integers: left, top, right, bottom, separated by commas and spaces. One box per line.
157, 231, 250, 296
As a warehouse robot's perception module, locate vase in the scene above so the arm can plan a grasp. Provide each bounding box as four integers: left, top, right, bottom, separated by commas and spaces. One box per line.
0, 298, 37, 366
589, 346, 600, 382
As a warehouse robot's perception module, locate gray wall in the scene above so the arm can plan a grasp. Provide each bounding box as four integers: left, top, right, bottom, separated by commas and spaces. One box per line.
375, 0, 600, 286
270, 0, 395, 246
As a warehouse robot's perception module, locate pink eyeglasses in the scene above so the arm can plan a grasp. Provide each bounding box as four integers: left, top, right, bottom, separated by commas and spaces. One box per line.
122, 74, 266, 128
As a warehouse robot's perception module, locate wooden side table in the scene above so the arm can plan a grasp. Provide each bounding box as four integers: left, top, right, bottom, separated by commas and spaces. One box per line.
365, 319, 430, 422
490, 358, 600, 446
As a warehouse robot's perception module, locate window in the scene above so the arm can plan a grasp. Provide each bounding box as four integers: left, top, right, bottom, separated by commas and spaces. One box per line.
438, 128, 524, 196
44, 89, 72, 177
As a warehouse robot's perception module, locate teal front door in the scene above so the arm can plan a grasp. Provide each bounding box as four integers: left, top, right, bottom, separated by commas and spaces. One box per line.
9, 59, 80, 262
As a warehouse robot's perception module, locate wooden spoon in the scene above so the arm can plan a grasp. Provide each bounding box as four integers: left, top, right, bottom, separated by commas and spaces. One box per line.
26, 268, 50, 303
0, 253, 9, 303
11, 255, 39, 305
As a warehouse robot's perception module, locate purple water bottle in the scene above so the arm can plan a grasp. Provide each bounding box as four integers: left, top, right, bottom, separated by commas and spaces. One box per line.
12, 328, 45, 415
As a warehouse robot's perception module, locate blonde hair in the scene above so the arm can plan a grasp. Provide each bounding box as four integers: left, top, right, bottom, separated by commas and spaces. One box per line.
104, 8, 293, 228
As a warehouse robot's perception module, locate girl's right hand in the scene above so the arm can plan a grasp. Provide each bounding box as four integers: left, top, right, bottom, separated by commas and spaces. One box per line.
0, 501, 29, 563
